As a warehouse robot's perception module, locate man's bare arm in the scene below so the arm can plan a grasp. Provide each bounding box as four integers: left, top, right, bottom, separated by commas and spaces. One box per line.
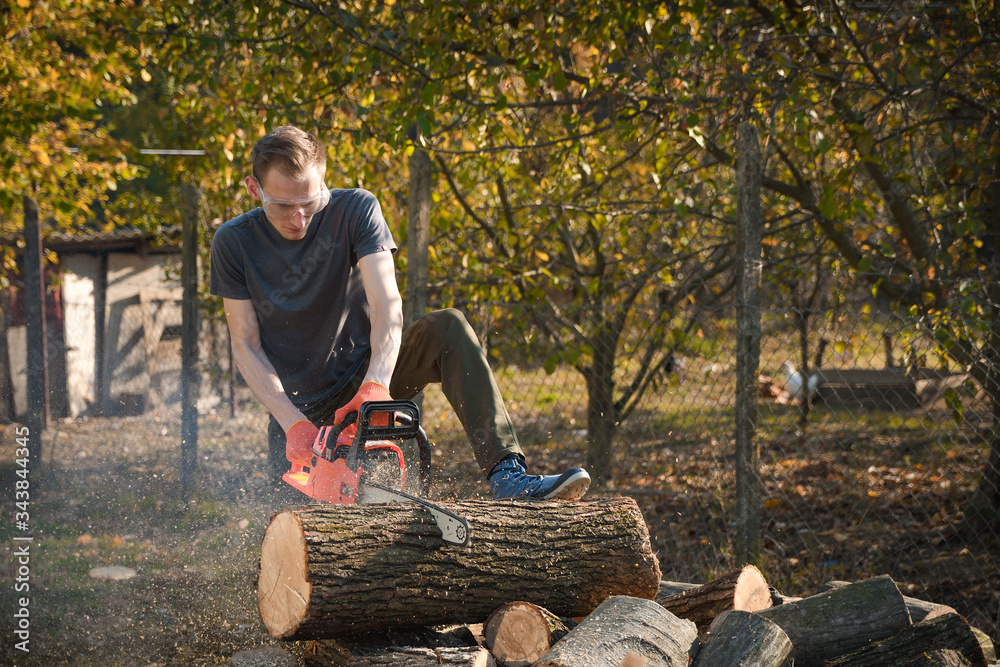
358, 250, 403, 388
223, 297, 306, 431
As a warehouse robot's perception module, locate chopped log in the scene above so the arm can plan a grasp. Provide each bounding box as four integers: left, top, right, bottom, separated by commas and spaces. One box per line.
691, 610, 792, 667
303, 643, 495, 666
655, 564, 771, 628
757, 575, 912, 666
824, 612, 987, 667
822, 580, 957, 622
971, 627, 996, 663
483, 601, 574, 667
534, 596, 699, 667
258, 498, 660, 640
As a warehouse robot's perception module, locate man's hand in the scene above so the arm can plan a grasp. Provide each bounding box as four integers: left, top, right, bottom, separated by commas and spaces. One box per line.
286, 419, 320, 465
334, 382, 392, 444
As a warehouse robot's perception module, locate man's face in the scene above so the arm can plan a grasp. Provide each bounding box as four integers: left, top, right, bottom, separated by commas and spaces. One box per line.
245, 164, 329, 241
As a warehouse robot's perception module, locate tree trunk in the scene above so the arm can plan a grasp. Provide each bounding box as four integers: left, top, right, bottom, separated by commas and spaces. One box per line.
585, 328, 619, 486
258, 498, 660, 640
968, 154, 1000, 528
655, 563, 771, 630
824, 612, 987, 667
534, 596, 699, 667
756, 575, 912, 666
735, 120, 764, 563
484, 601, 573, 667
692, 610, 792, 667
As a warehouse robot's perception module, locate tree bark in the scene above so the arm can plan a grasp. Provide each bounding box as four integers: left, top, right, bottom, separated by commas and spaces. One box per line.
691, 610, 792, 667
756, 575, 911, 666
534, 596, 699, 667
655, 564, 771, 630
824, 612, 987, 667
735, 120, 764, 563
822, 580, 956, 623
585, 327, 620, 486
484, 601, 573, 667
657, 581, 700, 598
404, 146, 431, 328
258, 497, 660, 640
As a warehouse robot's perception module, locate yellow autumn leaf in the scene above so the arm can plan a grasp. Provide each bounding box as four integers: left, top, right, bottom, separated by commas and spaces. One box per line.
140, 68, 152, 82
764, 498, 781, 509
31, 145, 51, 166
17, 0, 30, 7
536, 250, 550, 262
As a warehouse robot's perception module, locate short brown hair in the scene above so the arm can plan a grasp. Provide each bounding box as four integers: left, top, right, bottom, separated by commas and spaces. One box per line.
251, 125, 326, 184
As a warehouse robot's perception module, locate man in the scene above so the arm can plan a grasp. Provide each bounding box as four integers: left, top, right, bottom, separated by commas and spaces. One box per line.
209, 125, 591, 500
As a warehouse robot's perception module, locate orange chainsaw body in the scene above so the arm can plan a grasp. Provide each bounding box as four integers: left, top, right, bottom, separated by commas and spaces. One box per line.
283, 401, 426, 504
283, 442, 405, 504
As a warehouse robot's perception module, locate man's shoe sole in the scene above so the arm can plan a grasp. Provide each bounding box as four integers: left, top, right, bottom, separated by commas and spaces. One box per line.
535, 469, 591, 501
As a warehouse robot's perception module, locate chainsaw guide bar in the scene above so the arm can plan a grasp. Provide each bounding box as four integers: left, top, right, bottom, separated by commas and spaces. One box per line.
360, 481, 471, 548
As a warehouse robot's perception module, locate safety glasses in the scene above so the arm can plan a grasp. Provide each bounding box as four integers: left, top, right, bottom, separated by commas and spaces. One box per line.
252, 178, 331, 221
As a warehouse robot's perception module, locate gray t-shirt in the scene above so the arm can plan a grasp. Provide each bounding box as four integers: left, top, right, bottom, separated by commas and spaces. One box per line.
209, 188, 396, 410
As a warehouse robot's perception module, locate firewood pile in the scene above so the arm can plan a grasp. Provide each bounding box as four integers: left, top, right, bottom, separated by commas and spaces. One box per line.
256, 497, 998, 666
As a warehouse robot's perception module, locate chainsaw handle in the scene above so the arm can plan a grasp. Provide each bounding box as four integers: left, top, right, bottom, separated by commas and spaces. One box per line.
343, 400, 433, 496
320, 411, 358, 460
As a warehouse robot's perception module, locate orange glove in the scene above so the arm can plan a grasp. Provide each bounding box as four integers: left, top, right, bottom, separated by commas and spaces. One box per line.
285, 419, 320, 465
333, 381, 392, 445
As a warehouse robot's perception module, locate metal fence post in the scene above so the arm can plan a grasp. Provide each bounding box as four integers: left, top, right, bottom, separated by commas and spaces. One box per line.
180, 184, 200, 488
23, 195, 49, 474
735, 122, 763, 564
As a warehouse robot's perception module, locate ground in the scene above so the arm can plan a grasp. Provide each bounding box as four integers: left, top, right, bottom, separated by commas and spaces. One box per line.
0, 396, 997, 665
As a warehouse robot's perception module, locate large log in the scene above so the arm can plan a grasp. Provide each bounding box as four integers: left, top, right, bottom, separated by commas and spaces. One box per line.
534, 596, 699, 667
691, 610, 792, 667
483, 601, 574, 667
655, 564, 771, 628
824, 612, 987, 667
756, 574, 912, 666
258, 497, 660, 640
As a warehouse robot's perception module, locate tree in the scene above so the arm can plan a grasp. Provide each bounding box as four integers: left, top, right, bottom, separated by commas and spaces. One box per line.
680, 0, 1000, 525
0, 0, 146, 234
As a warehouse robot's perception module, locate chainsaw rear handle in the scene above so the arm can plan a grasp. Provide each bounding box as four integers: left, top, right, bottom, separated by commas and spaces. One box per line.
335, 399, 431, 495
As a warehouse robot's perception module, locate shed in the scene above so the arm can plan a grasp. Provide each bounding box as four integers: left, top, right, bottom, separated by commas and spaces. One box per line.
1, 228, 227, 420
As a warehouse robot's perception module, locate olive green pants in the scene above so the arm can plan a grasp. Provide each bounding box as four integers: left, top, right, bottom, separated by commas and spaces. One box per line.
267, 308, 523, 481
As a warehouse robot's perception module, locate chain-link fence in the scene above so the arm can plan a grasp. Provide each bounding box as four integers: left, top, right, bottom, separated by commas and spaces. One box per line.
416, 279, 1000, 642
3, 260, 997, 641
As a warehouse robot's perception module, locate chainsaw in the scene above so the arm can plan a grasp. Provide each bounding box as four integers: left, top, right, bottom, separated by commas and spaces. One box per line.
282, 399, 471, 548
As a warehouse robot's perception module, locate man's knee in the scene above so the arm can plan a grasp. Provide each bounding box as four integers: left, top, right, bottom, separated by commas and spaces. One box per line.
423, 308, 477, 344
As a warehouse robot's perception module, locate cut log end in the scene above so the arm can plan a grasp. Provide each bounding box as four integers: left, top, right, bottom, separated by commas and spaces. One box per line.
733, 565, 772, 613
258, 511, 310, 639
655, 564, 771, 629
485, 602, 553, 667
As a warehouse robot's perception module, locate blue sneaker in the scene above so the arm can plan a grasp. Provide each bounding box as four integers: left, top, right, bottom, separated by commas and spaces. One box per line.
489, 455, 591, 500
